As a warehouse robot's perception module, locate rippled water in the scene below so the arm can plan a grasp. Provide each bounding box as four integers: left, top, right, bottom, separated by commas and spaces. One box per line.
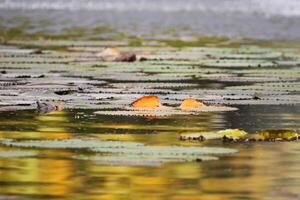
0, 105, 299, 200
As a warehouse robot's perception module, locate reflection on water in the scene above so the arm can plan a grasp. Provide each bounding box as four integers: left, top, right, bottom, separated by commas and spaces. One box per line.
0, 105, 299, 200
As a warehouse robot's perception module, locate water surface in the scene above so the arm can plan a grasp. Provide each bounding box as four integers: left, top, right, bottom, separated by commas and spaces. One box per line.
0, 105, 299, 200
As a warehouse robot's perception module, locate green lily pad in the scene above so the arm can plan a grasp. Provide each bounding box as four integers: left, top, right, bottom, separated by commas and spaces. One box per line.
0, 138, 237, 166
1, 44, 300, 110
0, 150, 38, 158
94, 105, 238, 117
76, 155, 219, 166
0, 138, 143, 149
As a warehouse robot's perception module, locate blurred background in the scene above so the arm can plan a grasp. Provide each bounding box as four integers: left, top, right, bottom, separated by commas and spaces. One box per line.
1, 0, 300, 41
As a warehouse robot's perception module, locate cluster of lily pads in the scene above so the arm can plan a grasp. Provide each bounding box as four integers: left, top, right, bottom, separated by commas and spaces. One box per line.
0, 128, 298, 166
94, 95, 237, 117
0, 41, 300, 166
0, 43, 300, 114
180, 129, 300, 143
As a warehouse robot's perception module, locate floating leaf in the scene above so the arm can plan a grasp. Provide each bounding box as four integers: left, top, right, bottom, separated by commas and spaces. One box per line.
9, 40, 129, 47
180, 129, 247, 140
93, 155, 218, 166
94, 109, 186, 117
0, 138, 143, 149
0, 44, 299, 111
177, 105, 238, 113
0, 138, 237, 166
180, 98, 207, 111
180, 129, 299, 143
131, 95, 161, 108
0, 150, 38, 158
202, 60, 276, 68
94, 105, 237, 117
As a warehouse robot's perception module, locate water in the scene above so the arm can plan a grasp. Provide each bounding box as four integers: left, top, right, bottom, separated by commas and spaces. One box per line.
1, 0, 300, 16
0, 44, 299, 200
1, 0, 300, 39
0, 106, 299, 200
1, 1, 300, 199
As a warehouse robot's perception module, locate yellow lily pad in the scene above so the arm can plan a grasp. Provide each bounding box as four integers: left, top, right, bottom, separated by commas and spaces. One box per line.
180, 129, 247, 140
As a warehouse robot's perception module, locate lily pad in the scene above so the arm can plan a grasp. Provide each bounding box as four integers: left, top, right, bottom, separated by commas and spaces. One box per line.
0, 150, 38, 158
180, 129, 299, 143
0, 138, 237, 166
180, 129, 248, 140
94, 105, 237, 117
0, 138, 143, 149
81, 155, 219, 166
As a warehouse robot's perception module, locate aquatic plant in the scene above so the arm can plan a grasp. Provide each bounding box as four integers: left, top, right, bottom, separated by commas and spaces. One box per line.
0, 150, 38, 158
0, 138, 237, 166
179, 98, 207, 111
0, 43, 299, 113
180, 129, 299, 142
131, 95, 161, 108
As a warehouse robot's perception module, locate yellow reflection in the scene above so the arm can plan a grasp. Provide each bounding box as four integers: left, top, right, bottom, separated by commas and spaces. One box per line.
36, 110, 71, 136
0, 154, 81, 197
91, 113, 225, 132
0, 109, 299, 200
0, 110, 72, 139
